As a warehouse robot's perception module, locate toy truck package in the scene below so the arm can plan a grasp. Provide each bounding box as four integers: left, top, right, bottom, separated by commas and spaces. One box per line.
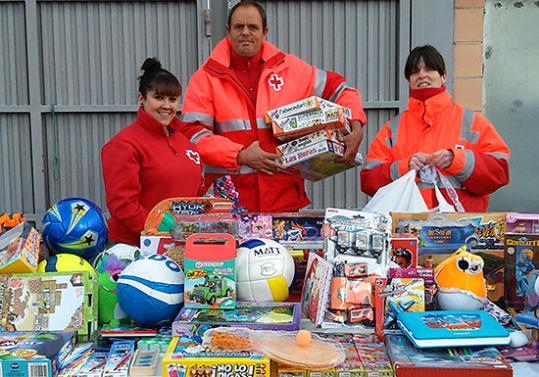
184, 233, 236, 309
0, 331, 76, 377
277, 131, 363, 182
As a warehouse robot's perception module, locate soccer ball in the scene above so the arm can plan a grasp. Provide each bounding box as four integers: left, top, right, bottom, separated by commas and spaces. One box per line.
42, 197, 108, 260
37, 253, 97, 278
236, 238, 295, 302
117, 254, 184, 326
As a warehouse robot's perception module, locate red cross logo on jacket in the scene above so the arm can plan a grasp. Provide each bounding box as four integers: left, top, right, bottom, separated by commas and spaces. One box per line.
268, 73, 284, 91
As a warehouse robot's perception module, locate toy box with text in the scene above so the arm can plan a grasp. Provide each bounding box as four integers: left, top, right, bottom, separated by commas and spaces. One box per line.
142, 198, 235, 265
0, 222, 41, 274
0, 331, 76, 377
381, 275, 426, 330
266, 96, 351, 141
504, 234, 539, 308
390, 234, 418, 269
277, 131, 363, 182
384, 333, 512, 377
162, 332, 270, 377
352, 334, 393, 377
0, 271, 97, 339
184, 233, 236, 309
391, 212, 505, 302
173, 302, 301, 333
102, 340, 135, 377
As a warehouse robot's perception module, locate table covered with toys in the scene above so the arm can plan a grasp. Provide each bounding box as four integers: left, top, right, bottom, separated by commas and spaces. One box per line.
0, 98, 538, 377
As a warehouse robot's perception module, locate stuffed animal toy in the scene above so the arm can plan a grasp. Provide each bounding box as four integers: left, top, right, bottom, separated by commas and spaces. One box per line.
434, 246, 487, 310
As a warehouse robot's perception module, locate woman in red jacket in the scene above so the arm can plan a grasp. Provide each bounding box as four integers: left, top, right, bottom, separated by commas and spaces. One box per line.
361, 45, 510, 211
102, 58, 203, 245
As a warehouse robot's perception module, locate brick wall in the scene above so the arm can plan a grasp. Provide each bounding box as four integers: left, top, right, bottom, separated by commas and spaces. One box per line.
453, 0, 484, 111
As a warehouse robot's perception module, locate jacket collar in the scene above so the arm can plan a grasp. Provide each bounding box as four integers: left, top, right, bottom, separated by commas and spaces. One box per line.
205, 38, 285, 73
408, 89, 453, 125
137, 107, 181, 135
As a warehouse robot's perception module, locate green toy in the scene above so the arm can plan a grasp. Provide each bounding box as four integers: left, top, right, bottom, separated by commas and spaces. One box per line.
97, 252, 136, 325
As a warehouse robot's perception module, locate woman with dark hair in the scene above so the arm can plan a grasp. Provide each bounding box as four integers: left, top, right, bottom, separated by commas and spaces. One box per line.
102, 58, 203, 245
361, 45, 510, 211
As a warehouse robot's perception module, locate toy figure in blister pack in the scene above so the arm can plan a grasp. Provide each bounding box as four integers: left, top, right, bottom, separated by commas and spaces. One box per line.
516, 248, 535, 297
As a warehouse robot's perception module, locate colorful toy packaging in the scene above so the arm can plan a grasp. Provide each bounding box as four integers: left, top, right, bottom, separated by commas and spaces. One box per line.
392, 212, 506, 302
390, 234, 418, 268
103, 340, 135, 377
276, 130, 363, 182
173, 302, 301, 333
0, 222, 41, 274
266, 96, 351, 141
0, 331, 76, 377
384, 333, 512, 377
272, 212, 325, 245
162, 331, 270, 377
504, 212, 539, 308
184, 233, 236, 309
0, 271, 98, 339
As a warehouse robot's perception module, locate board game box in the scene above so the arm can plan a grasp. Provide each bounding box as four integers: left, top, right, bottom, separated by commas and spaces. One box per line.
385, 333, 512, 377
0, 331, 76, 377
0, 271, 97, 339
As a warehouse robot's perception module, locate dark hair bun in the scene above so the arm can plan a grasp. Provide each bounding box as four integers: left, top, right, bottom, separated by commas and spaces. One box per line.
140, 57, 162, 73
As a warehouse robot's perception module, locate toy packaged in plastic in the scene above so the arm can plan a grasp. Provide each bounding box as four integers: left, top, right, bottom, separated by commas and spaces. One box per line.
505, 234, 539, 308
323, 208, 391, 277
173, 213, 238, 241
237, 213, 273, 242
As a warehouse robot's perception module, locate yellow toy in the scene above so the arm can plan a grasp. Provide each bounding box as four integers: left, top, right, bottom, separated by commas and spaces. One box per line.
434, 246, 487, 310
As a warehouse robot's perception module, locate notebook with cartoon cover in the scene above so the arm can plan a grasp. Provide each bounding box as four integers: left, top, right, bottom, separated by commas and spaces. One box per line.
397, 310, 511, 348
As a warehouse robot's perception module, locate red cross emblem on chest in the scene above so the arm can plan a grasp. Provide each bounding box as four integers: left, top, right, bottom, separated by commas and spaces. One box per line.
268, 73, 284, 91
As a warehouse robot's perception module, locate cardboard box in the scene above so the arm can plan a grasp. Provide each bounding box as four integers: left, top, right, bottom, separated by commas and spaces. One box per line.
267, 97, 351, 141
0, 331, 76, 377
391, 212, 506, 302
140, 235, 184, 266
279, 138, 362, 182
0, 272, 98, 339
385, 333, 512, 377
0, 222, 41, 274
390, 234, 418, 268
162, 335, 270, 377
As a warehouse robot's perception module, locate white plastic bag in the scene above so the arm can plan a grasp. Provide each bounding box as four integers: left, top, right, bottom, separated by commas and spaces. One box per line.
362, 167, 464, 215
362, 170, 428, 216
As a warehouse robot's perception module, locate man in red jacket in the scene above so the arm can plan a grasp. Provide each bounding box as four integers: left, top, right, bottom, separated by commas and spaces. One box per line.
181, 0, 367, 212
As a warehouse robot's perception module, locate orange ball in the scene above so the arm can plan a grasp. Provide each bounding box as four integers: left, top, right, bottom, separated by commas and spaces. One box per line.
296, 330, 312, 346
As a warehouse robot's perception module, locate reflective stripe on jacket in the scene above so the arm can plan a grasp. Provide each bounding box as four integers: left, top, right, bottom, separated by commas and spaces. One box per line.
361, 90, 510, 211
181, 38, 366, 212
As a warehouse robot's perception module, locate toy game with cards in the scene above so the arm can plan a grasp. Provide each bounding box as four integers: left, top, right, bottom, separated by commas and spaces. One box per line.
0, 271, 97, 338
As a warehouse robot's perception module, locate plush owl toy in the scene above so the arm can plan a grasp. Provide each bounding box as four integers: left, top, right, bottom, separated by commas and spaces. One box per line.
434, 246, 487, 310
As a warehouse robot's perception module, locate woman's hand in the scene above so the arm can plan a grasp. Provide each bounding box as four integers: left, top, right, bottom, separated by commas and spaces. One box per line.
237, 141, 286, 175
408, 152, 431, 171
430, 149, 454, 169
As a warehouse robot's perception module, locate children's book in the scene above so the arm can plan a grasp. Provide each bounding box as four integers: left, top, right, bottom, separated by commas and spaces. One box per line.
397, 310, 511, 348
301, 252, 333, 326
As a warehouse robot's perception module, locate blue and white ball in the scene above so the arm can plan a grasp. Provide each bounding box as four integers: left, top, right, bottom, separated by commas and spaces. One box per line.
42, 197, 108, 260
236, 238, 295, 302
117, 254, 184, 326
